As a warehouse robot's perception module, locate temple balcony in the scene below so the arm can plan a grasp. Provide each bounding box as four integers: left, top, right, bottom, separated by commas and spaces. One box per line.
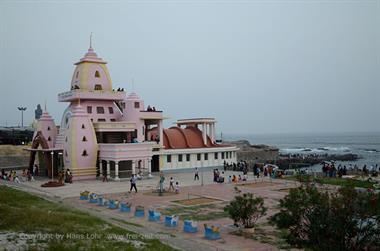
93, 122, 136, 132
98, 142, 154, 161
58, 90, 126, 102
139, 110, 164, 120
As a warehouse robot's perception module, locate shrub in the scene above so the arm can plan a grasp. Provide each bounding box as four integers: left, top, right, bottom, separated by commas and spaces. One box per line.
224, 192, 267, 228
271, 184, 380, 250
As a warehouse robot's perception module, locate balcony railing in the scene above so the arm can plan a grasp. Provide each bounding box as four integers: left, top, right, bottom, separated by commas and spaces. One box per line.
58, 90, 126, 102
98, 142, 154, 160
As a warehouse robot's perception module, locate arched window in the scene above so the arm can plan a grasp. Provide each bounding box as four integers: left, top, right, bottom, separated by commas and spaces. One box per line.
81, 124, 85, 129
82, 136, 87, 142
65, 151, 68, 157
76, 71, 79, 78
94, 84, 102, 90
82, 150, 88, 156
65, 137, 67, 142
48, 136, 51, 141
95, 71, 100, 78
47, 126, 51, 131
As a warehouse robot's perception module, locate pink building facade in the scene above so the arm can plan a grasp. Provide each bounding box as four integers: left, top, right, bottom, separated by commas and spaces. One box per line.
28, 46, 238, 181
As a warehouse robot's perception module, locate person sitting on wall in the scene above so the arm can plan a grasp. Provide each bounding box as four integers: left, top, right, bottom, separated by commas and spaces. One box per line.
1, 169, 6, 180
147, 105, 152, 111
152, 107, 156, 111
65, 169, 73, 183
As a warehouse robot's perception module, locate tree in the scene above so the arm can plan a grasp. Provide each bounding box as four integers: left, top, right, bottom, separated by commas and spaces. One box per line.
224, 192, 267, 228
271, 184, 380, 250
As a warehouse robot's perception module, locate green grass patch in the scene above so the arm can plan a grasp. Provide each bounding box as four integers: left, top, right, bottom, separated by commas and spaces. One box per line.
284, 175, 375, 189
159, 203, 228, 221
0, 185, 176, 251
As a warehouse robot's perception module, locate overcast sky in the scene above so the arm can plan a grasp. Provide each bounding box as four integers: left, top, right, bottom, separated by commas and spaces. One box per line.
0, 0, 379, 134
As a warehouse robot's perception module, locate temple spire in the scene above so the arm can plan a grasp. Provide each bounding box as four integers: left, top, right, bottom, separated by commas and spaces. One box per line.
90, 32, 93, 49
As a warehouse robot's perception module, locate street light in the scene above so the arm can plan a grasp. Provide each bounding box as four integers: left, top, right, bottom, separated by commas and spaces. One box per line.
17, 107, 27, 128
51, 151, 54, 181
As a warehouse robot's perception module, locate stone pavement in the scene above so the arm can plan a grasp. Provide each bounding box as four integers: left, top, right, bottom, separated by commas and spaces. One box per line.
1, 170, 300, 251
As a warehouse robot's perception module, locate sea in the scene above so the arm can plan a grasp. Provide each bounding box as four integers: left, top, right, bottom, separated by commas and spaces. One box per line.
225, 132, 380, 170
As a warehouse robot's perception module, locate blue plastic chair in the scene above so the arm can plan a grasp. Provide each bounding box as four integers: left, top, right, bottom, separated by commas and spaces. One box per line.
183, 220, 198, 233
148, 210, 161, 222
89, 193, 98, 203
204, 225, 221, 240
120, 203, 131, 212
80, 195, 88, 200
135, 208, 145, 218
165, 215, 178, 227
108, 200, 119, 209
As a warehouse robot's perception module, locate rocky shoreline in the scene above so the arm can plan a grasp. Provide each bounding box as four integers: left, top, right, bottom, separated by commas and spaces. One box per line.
228, 140, 360, 170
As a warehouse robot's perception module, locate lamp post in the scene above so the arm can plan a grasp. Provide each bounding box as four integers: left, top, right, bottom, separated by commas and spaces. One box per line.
17, 107, 27, 128
51, 151, 54, 181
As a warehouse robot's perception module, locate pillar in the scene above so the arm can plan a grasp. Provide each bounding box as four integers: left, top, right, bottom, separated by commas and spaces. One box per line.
211, 123, 216, 143
158, 120, 163, 146
202, 123, 207, 145
98, 159, 103, 177
148, 159, 152, 178
106, 160, 110, 179
114, 161, 120, 181
131, 160, 136, 175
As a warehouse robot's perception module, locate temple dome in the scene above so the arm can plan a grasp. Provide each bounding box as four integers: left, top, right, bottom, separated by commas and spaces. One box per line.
70, 47, 112, 92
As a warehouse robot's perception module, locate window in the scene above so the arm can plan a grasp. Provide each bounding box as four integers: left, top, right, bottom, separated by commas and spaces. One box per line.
134, 102, 140, 108
47, 126, 50, 131
96, 107, 105, 114
87, 106, 92, 114
108, 107, 114, 114
95, 71, 100, 78
82, 150, 88, 156
82, 136, 87, 142
48, 136, 51, 141
178, 154, 183, 162
186, 154, 190, 162
167, 155, 171, 163
197, 153, 201, 161
97, 119, 106, 122
76, 71, 79, 78
65, 137, 67, 142
214, 152, 218, 159
110, 119, 116, 122
81, 124, 85, 129
221, 152, 225, 159
94, 84, 102, 90
65, 151, 68, 157
204, 153, 208, 160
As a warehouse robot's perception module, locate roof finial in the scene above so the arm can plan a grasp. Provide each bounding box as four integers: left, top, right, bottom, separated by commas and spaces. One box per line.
44, 99, 47, 112
132, 78, 135, 91
90, 32, 93, 49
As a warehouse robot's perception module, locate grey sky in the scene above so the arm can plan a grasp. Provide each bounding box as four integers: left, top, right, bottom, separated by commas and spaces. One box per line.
0, 0, 379, 134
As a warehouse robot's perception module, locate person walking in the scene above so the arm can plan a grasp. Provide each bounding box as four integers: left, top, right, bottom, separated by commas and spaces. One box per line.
130, 174, 138, 193
169, 177, 175, 192
194, 167, 199, 180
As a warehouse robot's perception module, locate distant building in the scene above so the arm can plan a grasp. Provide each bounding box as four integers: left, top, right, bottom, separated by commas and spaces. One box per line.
27, 46, 238, 180
0, 127, 34, 145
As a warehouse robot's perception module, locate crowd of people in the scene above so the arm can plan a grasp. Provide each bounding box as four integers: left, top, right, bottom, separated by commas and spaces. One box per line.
322, 163, 379, 178
1, 168, 34, 183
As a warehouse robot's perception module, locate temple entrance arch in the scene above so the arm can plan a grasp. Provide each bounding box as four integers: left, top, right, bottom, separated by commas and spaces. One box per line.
28, 131, 54, 178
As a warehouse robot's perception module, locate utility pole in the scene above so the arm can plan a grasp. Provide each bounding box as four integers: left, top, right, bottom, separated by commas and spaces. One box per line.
17, 107, 27, 128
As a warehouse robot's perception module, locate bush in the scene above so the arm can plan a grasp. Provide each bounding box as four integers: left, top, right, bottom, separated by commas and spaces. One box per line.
224, 192, 267, 228
271, 184, 380, 250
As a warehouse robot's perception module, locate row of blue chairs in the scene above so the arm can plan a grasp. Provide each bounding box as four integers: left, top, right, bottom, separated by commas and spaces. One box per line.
80, 192, 221, 239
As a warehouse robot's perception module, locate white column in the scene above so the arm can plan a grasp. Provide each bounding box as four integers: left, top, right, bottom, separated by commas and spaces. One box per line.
211, 124, 215, 143
106, 160, 110, 179
158, 120, 164, 146
114, 161, 120, 181
148, 159, 152, 178
131, 160, 136, 175
202, 123, 207, 145
98, 159, 103, 177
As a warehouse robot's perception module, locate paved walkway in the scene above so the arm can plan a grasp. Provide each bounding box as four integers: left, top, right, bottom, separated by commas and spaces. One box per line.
1, 170, 301, 251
